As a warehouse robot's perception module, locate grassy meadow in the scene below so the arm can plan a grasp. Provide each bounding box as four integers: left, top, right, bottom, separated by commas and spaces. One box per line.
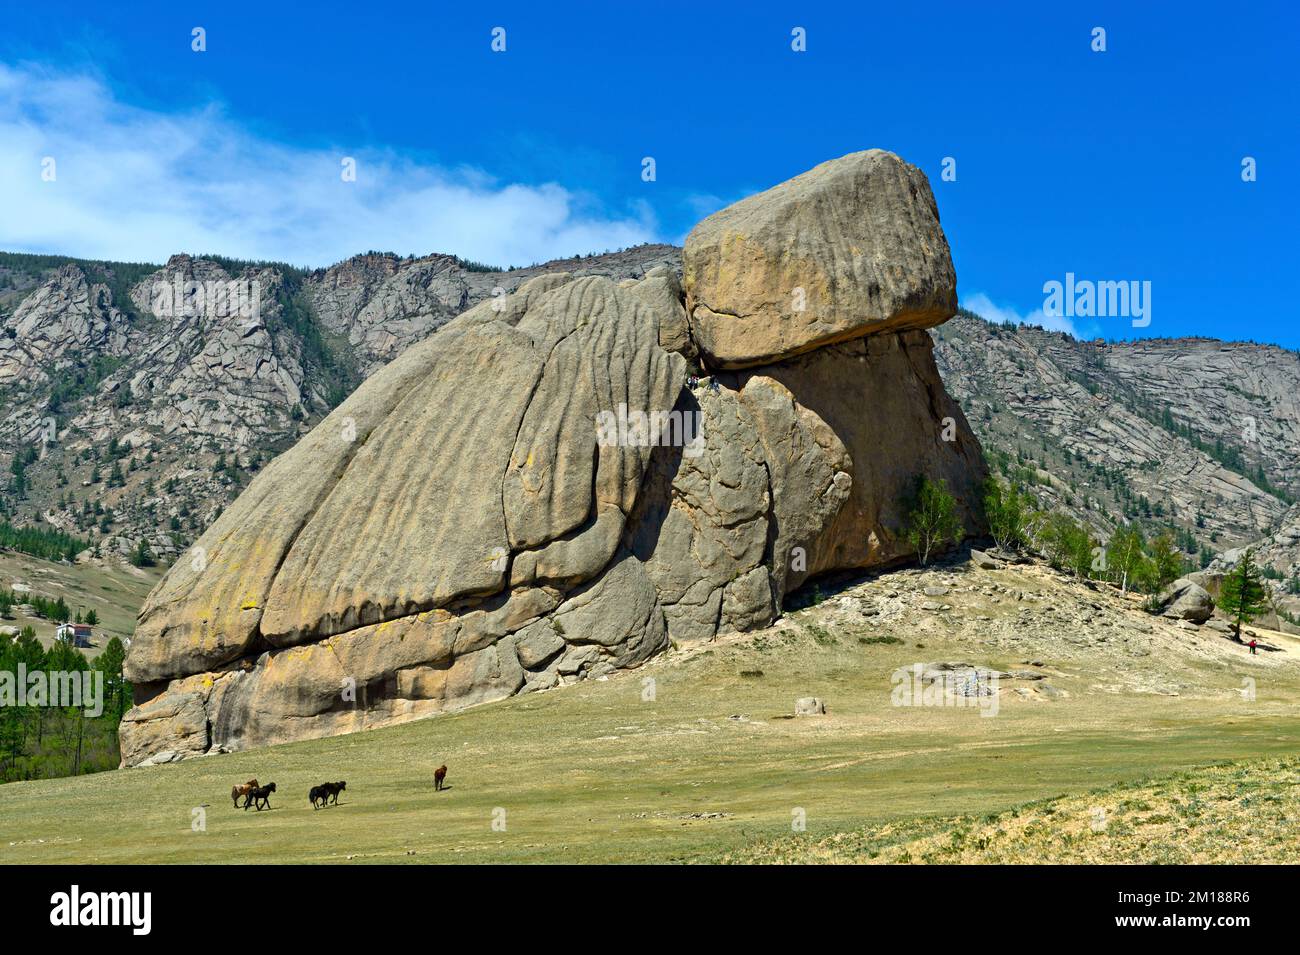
3, 579, 1297, 863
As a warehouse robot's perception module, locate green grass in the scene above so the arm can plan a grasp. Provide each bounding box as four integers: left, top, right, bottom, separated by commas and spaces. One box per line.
2, 617, 1298, 864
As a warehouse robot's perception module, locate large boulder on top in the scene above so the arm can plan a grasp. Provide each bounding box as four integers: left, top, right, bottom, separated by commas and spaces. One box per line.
121, 149, 986, 766
683, 149, 956, 369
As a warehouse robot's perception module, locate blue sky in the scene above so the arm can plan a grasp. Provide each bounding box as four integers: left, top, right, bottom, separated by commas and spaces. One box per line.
1, 1, 1295, 346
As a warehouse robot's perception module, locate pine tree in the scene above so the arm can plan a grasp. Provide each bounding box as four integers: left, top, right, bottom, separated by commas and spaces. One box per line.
94, 636, 129, 721
129, 539, 155, 568
1219, 550, 1269, 642
1145, 534, 1184, 591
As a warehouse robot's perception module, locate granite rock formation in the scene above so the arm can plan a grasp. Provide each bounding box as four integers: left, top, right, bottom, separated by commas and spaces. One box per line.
119, 151, 987, 765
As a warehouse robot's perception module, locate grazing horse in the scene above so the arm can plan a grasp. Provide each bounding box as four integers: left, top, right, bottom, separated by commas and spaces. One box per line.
231, 779, 259, 808
309, 785, 327, 809
434, 765, 448, 791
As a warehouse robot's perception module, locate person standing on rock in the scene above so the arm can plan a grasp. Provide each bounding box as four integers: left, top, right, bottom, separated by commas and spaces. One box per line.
1249, 638, 1258, 655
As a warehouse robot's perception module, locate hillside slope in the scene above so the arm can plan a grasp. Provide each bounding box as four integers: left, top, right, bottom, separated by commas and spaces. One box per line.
720, 756, 1300, 864
0, 550, 163, 655
932, 313, 1297, 561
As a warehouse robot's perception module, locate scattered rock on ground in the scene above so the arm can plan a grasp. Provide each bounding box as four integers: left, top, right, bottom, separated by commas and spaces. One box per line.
795, 697, 827, 716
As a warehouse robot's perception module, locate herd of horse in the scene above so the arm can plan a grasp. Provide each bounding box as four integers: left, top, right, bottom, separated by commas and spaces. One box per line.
230, 779, 345, 811
228, 765, 448, 812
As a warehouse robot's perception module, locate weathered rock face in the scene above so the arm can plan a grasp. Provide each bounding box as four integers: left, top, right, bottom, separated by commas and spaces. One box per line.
932, 314, 1299, 552
1157, 577, 1215, 624
305, 246, 683, 375
125, 255, 309, 451
684, 150, 956, 369
0, 265, 132, 388
1207, 509, 1300, 633
120, 150, 986, 766
734, 330, 984, 596
122, 273, 684, 763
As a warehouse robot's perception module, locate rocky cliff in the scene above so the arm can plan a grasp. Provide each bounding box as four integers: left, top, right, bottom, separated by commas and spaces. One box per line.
117, 150, 987, 765
931, 314, 1297, 554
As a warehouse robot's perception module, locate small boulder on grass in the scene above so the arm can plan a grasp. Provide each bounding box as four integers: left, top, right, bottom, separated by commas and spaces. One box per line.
795, 697, 826, 716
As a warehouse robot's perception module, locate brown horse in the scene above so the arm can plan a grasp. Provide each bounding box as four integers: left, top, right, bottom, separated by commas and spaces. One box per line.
434, 765, 448, 791
231, 779, 259, 808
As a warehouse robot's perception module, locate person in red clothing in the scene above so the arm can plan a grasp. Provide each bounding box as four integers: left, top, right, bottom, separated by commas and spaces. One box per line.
1249, 638, 1258, 655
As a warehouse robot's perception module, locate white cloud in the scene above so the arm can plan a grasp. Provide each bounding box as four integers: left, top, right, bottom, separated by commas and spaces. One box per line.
961, 290, 1090, 339
0, 63, 658, 268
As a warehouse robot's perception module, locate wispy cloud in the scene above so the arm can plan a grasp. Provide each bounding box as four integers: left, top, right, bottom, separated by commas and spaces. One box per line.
0, 63, 659, 268
961, 290, 1094, 339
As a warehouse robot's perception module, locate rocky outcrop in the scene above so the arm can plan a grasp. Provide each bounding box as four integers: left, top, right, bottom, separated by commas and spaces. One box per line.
1155, 577, 1215, 624
1212, 506, 1300, 581
123, 255, 310, 451
120, 150, 987, 766
1208, 507, 1300, 632
121, 272, 682, 765
0, 265, 132, 389
733, 330, 984, 595
10, 218, 1300, 579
